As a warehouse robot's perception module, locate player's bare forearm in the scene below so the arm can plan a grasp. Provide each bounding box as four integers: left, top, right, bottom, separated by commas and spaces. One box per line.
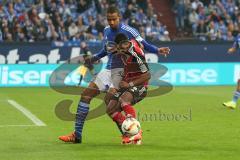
131, 72, 151, 86
119, 72, 151, 89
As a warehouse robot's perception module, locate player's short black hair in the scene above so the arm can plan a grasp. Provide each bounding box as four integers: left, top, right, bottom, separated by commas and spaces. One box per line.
114, 33, 128, 44
107, 6, 121, 15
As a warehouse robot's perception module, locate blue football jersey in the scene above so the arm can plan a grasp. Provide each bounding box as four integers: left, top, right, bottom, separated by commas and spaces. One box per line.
94, 22, 158, 69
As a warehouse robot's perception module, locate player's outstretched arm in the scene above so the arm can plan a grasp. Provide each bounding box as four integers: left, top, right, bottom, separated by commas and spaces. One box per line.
127, 25, 170, 57
141, 39, 170, 57
84, 48, 107, 65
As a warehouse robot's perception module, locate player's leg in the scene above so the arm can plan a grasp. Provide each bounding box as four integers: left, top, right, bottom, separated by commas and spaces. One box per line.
119, 87, 147, 144
105, 88, 125, 134
119, 92, 142, 144
119, 91, 141, 144
74, 68, 116, 141
106, 90, 144, 145
223, 79, 240, 109
107, 98, 140, 144
107, 91, 139, 144
75, 82, 100, 139
107, 86, 147, 130
107, 99, 125, 128
105, 68, 124, 133
59, 69, 111, 143
105, 89, 138, 135
59, 82, 100, 143
119, 91, 136, 118
75, 69, 115, 141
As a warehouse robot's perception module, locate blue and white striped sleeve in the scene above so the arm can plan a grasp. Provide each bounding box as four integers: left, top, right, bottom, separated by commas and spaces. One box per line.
92, 28, 108, 61
123, 25, 158, 54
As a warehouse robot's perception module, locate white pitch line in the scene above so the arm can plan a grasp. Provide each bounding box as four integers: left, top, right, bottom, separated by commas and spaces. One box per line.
0, 125, 38, 128
7, 99, 46, 126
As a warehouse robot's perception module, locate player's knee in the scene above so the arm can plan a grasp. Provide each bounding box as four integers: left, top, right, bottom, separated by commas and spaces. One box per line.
80, 94, 92, 103
81, 83, 100, 103
80, 89, 91, 102
119, 94, 132, 105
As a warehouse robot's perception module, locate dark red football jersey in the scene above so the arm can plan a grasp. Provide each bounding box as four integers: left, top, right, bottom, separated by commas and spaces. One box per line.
121, 39, 149, 85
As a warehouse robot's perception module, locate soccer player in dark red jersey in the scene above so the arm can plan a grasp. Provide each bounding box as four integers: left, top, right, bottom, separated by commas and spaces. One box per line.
106, 33, 151, 144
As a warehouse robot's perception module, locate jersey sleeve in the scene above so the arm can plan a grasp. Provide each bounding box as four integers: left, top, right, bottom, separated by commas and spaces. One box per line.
92, 48, 107, 61
92, 27, 108, 61
126, 26, 158, 54
126, 26, 144, 42
141, 40, 158, 53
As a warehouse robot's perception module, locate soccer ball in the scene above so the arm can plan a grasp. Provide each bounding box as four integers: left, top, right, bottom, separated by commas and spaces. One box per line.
121, 118, 141, 136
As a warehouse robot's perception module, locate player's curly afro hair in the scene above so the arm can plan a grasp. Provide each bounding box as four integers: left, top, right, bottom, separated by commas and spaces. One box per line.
114, 33, 129, 44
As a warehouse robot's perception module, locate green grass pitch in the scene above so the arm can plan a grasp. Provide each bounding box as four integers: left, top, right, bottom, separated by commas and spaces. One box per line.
0, 86, 240, 160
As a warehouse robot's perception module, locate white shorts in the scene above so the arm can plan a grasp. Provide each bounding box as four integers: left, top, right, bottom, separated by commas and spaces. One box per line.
92, 68, 123, 91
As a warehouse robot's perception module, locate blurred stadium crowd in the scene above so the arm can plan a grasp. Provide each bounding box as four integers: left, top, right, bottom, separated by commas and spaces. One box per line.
173, 0, 240, 41
0, 0, 239, 42
0, 0, 170, 43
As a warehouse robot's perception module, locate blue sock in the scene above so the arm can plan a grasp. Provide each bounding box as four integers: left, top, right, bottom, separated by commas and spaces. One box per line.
75, 102, 89, 139
233, 91, 240, 103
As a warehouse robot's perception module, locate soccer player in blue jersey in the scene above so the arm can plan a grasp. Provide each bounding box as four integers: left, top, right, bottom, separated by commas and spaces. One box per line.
223, 35, 240, 109
59, 6, 170, 143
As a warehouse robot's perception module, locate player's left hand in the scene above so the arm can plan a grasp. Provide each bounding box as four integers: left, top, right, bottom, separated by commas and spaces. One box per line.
119, 81, 130, 89
227, 47, 236, 54
158, 47, 170, 57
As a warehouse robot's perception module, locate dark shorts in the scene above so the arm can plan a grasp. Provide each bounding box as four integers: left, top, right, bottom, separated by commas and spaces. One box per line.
113, 85, 147, 105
